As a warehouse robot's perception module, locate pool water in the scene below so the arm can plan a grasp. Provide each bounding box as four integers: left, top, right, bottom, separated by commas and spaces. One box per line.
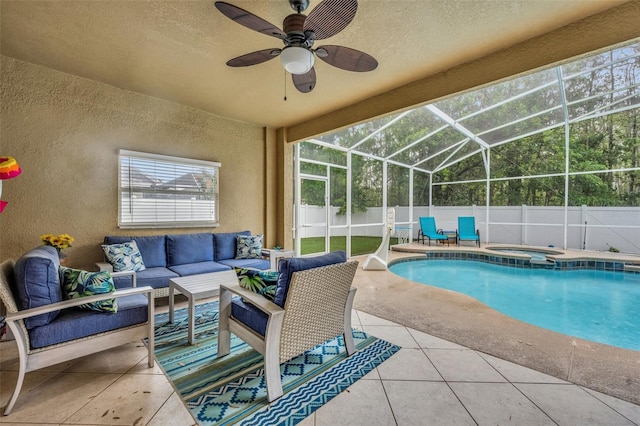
389, 259, 640, 351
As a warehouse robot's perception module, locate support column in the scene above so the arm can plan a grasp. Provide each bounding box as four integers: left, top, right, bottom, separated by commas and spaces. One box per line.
274, 127, 294, 250
264, 126, 278, 249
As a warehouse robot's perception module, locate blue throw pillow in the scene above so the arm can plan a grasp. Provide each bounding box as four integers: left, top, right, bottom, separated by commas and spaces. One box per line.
59, 267, 117, 313
273, 251, 347, 308
104, 235, 168, 268
235, 267, 277, 301
102, 241, 146, 272
13, 245, 63, 329
236, 234, 263, 259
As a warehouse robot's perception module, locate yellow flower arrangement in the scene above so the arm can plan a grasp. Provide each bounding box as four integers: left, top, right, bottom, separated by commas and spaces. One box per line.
40, 233, 74, 250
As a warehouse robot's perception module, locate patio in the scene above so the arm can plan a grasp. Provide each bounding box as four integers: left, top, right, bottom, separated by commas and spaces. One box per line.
1, 252, 639, 424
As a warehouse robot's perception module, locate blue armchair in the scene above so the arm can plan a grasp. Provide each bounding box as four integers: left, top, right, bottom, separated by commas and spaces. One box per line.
217, 251, 358, 402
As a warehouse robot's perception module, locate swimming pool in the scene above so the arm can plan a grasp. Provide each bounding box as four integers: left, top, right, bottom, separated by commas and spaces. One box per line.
389, 259, 640, 351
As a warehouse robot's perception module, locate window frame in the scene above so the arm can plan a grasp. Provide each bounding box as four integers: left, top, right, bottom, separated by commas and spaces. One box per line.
118, 149, 221, 229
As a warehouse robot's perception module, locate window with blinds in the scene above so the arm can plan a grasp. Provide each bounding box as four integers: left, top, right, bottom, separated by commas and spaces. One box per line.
118, 150, 220, 228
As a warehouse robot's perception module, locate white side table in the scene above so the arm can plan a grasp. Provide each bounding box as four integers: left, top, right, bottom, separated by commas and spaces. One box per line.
168, 270, 238, 345
261, 249, 295, 271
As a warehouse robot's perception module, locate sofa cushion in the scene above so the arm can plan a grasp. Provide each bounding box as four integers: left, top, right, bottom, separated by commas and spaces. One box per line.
134, 267, 179, 290
102, 241, 146, 272
168, 261, 230, 277
235, 268, 278, 301
236, 234, 263, 259
104, 235, 167, 268
273, 251, 347, 308
27, 294, 149, 349
14, 245, 62, 329
218, 258, 270, 270
213, 231, 250, 261
167, 233, 214, 266
59, 267, 117, 313
231, 297, 268, 337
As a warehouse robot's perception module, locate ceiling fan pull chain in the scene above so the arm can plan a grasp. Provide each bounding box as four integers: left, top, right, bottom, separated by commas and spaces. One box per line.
284, 69, 288, 101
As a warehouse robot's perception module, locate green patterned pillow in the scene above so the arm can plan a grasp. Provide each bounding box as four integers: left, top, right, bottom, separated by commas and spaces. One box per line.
235, 267, 277, 301
102, 240, 146, 272
235, 234, 263, 259
59, 267, 118, 313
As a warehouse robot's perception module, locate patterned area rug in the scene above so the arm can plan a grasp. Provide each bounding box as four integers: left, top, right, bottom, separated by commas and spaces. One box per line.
152, 301, 400, 426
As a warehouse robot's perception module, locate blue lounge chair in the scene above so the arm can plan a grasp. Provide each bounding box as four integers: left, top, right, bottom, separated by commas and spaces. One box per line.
457, 216, 480, 247
418, 217, 448, 246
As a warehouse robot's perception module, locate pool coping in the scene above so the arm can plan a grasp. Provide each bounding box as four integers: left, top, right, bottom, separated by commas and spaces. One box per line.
392, 243, 640, 272
350, 245, 640, 406
390, 248, 640, 273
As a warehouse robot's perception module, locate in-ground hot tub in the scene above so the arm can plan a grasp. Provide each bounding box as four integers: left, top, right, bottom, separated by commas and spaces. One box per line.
486, 246, 562, 262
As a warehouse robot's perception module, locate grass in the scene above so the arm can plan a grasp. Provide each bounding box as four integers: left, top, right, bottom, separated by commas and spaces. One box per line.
300, 236, 400, 256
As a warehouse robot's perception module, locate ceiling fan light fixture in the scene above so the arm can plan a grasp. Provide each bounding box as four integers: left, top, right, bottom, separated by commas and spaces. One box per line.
280, 46, 314, 75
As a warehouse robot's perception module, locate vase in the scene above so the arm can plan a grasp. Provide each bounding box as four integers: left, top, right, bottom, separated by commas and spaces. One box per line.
57, 249, 68, 266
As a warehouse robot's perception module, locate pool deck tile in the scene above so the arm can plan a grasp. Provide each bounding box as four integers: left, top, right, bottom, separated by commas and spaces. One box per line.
375, 348, 443, 381
427, 349, 508, 382
383, 381, 476, 425
450, 382, 557, 425
515, 383, 638, 425
478, 352, 568, 384
353, 248, 640, 406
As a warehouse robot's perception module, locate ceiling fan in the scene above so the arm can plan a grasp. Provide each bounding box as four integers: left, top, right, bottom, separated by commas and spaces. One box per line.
214, 0, 378, 93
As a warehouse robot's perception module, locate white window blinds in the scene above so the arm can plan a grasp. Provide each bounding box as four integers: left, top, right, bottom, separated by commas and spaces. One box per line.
118, 150, 220, 228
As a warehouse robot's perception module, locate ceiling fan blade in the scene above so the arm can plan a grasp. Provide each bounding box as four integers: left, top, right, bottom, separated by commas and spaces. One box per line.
316, 45, 377, 72
292, 68, 317, 93
226, 48, 281, 67
215, 2, 286, 39
303, 0, 357, 40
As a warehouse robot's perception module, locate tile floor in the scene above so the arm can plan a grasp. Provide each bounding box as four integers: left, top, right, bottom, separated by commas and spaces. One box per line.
1, 302, 639, 425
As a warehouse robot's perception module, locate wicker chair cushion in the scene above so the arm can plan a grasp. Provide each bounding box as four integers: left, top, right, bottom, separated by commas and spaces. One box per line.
231, 297, 268, 336
273, 251, 347, 308
13, 245, 62, 329
27, 294, 149, 349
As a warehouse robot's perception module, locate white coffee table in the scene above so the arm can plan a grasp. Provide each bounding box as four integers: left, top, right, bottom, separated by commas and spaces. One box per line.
168, 270, 238, 345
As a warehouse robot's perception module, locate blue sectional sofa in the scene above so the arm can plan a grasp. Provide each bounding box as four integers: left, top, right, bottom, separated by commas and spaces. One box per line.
99, 231, 270, 294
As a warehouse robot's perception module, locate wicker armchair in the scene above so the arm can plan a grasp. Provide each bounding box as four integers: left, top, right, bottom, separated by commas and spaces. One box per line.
0, 259, 154, 415
218, 259, 359, 402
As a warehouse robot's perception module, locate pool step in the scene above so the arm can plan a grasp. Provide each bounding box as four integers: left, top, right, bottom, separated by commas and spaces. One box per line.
625, 263, 640, 272
530, 258, 556, 267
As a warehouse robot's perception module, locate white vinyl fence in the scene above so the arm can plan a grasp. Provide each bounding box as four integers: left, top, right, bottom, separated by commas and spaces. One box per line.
297, 205, 640, 254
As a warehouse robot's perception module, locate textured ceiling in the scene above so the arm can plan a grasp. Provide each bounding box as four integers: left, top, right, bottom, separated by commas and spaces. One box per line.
0, 0, 627, 128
